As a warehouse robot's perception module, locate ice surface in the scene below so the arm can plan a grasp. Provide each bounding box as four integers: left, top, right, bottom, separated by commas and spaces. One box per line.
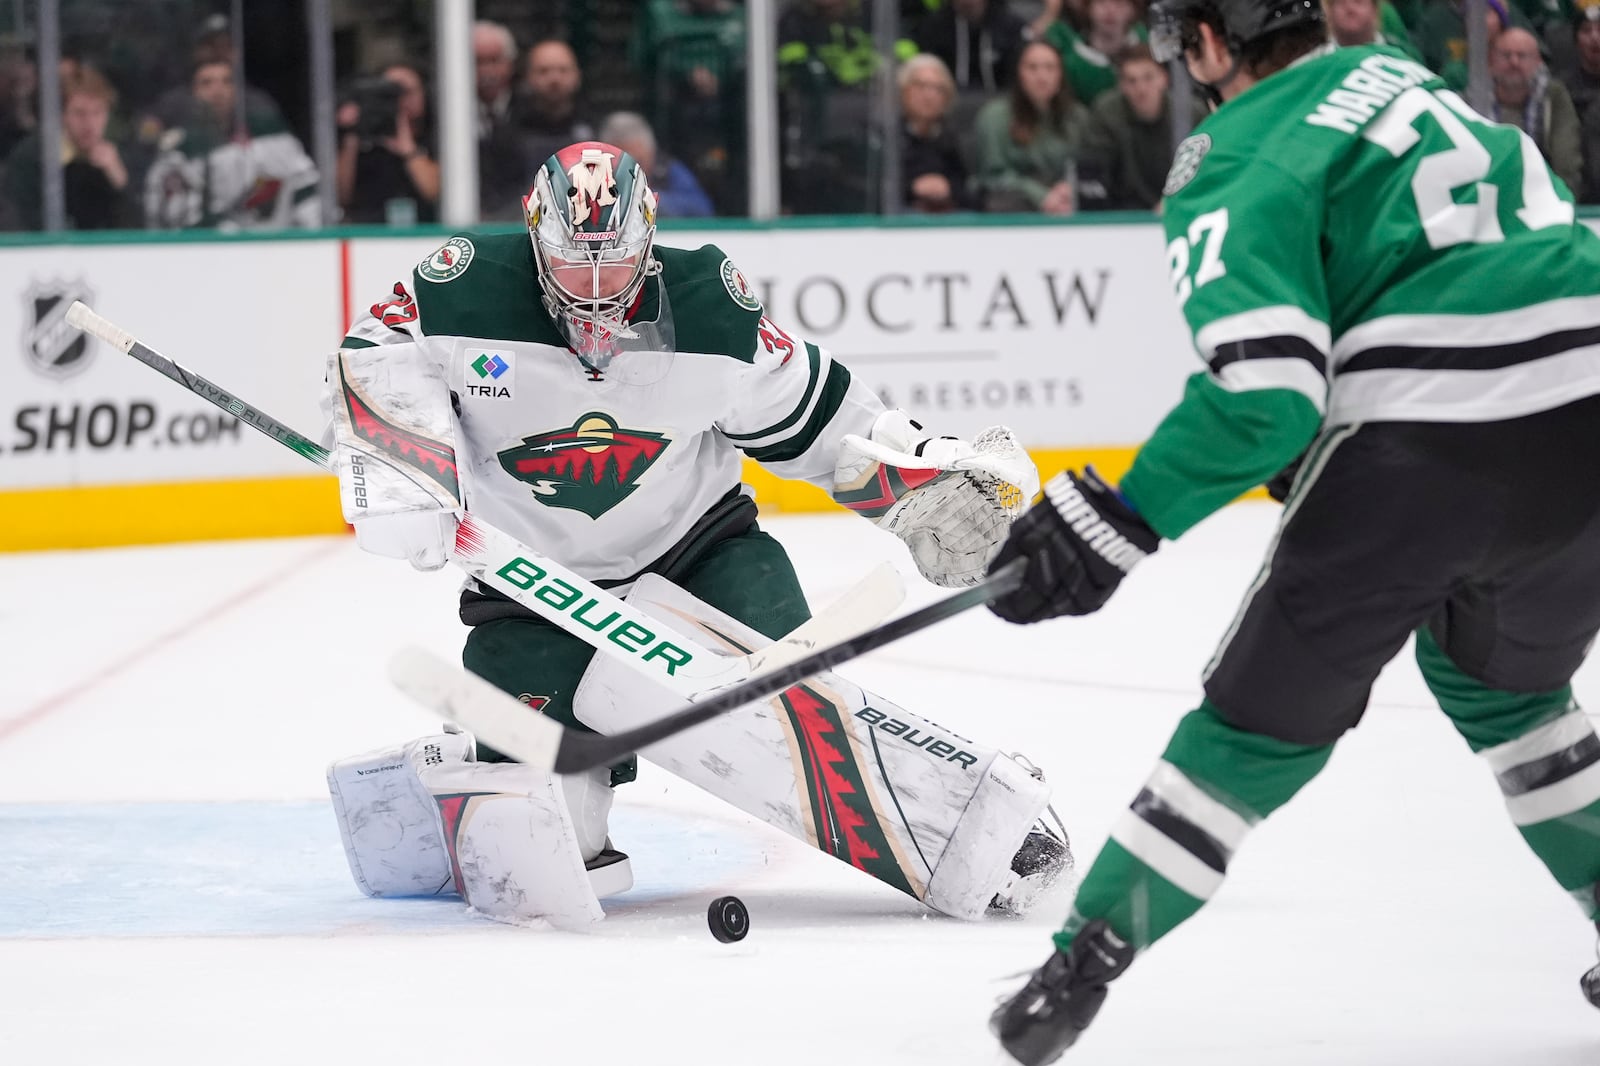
2, 506, 1597, 1065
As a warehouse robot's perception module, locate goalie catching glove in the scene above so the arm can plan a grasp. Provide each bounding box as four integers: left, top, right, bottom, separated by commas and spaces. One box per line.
834, 410, 1040, 587
987, 468, 1159, 623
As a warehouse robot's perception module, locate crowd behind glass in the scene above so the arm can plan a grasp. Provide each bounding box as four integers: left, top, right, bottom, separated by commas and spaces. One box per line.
0, 0, 1592, 232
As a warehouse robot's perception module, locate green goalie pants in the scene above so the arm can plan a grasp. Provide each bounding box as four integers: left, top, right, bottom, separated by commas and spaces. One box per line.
459, 521, 812, 786
1065, 408, 1600, 955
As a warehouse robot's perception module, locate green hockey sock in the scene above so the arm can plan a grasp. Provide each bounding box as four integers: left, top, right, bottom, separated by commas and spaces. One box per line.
1417, 629, 1600, 917
1057, 702, 1333, 953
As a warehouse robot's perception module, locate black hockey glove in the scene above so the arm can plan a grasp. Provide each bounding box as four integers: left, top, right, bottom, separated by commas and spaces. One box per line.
987, 468, 1159, 624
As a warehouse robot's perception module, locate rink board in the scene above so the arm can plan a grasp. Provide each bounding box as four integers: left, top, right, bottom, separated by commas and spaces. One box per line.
24, 213, 1586, 549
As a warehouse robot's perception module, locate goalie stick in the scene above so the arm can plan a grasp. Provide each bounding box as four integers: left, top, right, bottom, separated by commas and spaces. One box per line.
389, 556, 1027, 774
62, 300, 904, 695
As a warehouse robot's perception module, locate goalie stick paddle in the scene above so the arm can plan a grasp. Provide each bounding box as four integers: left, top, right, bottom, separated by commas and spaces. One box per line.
390, 557, 1027, 775
62, 300, 906, 695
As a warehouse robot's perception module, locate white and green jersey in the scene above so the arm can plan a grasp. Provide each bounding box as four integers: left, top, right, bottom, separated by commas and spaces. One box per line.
1122, 44, 1600, 538
335, 234, 883, 583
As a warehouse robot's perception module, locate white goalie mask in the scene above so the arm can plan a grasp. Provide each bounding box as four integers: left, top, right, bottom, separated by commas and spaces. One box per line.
524, 141, 662, 370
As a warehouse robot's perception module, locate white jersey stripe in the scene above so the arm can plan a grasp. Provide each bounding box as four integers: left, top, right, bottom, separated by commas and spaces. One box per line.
1110, 809, 1226, 900
1332, 293, 1600, 361
1195, 305, 1332, 361
1214, 357, 1328, 412
1504, 760, 1600, 826
1327, 345, 1600, 425
1145, 761, 1257, 852
1483, 710, 1593, 775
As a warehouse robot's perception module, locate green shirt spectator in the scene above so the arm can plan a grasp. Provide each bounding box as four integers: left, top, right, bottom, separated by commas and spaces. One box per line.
972, 40, 1089, 213
1041, 0, 1147, 106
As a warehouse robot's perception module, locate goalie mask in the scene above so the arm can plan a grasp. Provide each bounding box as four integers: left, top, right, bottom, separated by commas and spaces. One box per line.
525, 142, 668, 376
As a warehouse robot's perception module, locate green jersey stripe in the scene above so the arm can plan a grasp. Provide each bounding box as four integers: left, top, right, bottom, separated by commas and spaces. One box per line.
718, 342, 824, 444
741, 362, 853, 464
340, 336, 380, 349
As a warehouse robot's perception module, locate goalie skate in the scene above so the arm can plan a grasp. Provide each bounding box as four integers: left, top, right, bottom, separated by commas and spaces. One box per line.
989, 757, 1073, 916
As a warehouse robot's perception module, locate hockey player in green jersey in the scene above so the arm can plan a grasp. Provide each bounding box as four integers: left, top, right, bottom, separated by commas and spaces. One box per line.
322, 141, 1072, 930
985, 2, 1600, 1062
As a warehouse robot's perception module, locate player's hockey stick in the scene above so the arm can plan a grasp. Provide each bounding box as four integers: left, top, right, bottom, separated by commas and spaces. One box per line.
389, 556, 1026, 774
63, 301, 904, 695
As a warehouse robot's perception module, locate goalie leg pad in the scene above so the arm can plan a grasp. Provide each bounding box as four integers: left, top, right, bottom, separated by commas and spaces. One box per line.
418, 759, 627, 929
326, 727, 474, 898
573, 572, 1060, 919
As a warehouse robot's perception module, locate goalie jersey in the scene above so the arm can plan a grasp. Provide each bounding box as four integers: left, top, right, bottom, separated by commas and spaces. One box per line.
1121, 44, 1600, 540
333, 234, 885, 582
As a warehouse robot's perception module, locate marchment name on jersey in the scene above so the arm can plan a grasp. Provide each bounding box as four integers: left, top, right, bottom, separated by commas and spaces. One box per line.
1304, 54, 1435, 134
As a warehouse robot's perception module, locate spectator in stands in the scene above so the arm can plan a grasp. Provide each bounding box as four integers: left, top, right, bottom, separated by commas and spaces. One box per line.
1076, 44, 1171, 211
145, 16, 283, 140
474, 20, 538, 221
898, 53, 973, 212
5, 65, 138, 230
972, 39, 1088, 214
1327, 0, 1427, 61
599, 110, 715, 217
1564, 5, 1600, 200
1417, 0, 1514, 91
336, 62, 440, 225
1029, 0, 1088, 40
143, 56, 320, 230
1489, 26, 1583, 193
779, 1, 912, 213
630, 0, 747, 212
912, 0, 1031, 93
778, 0, 915, 90
0, 38, 35, 161
515, 39, 596, 167
1042, 0, 1147, 107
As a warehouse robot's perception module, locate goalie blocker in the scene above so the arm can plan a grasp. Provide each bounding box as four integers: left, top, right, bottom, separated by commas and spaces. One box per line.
331, 575, 1070, 927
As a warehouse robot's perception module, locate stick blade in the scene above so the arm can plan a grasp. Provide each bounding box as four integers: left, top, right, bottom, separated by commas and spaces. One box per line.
388, 646, 564, 773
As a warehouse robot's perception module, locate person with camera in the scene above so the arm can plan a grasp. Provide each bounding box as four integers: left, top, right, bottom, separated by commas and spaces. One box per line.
336, 63, 439, 225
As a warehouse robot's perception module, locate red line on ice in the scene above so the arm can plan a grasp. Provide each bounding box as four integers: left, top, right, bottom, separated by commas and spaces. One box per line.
0, 540, 345, 746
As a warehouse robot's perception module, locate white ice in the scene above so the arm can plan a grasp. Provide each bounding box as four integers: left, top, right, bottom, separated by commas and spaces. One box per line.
2, 505, 1597, 1066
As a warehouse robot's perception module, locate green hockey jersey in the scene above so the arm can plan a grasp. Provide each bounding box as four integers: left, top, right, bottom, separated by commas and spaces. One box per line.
333, 234, 883, 582
1121, 44, 1600, 539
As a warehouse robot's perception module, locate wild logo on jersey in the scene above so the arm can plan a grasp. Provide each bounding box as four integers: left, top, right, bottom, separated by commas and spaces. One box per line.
497, 412, 670, 519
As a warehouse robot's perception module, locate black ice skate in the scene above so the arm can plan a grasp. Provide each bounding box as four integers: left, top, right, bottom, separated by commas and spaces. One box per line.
990, 920, 1134, 1065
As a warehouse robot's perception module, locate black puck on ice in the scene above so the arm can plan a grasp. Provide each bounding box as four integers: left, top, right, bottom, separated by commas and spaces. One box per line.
707, 895, 749, 943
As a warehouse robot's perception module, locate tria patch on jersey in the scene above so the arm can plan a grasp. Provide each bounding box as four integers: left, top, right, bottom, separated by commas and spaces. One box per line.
720, 258, 763, 312
418, 237, 476, 283
497, 411, 670, 519
1163, 134, 1212, 197
463, 348, 515, 400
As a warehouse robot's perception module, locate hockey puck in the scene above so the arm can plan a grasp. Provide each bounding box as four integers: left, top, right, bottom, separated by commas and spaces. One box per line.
707, 895, 749, 943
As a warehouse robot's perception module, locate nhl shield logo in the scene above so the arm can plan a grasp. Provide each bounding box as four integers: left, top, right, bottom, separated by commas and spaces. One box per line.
25, 281, 94, 379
